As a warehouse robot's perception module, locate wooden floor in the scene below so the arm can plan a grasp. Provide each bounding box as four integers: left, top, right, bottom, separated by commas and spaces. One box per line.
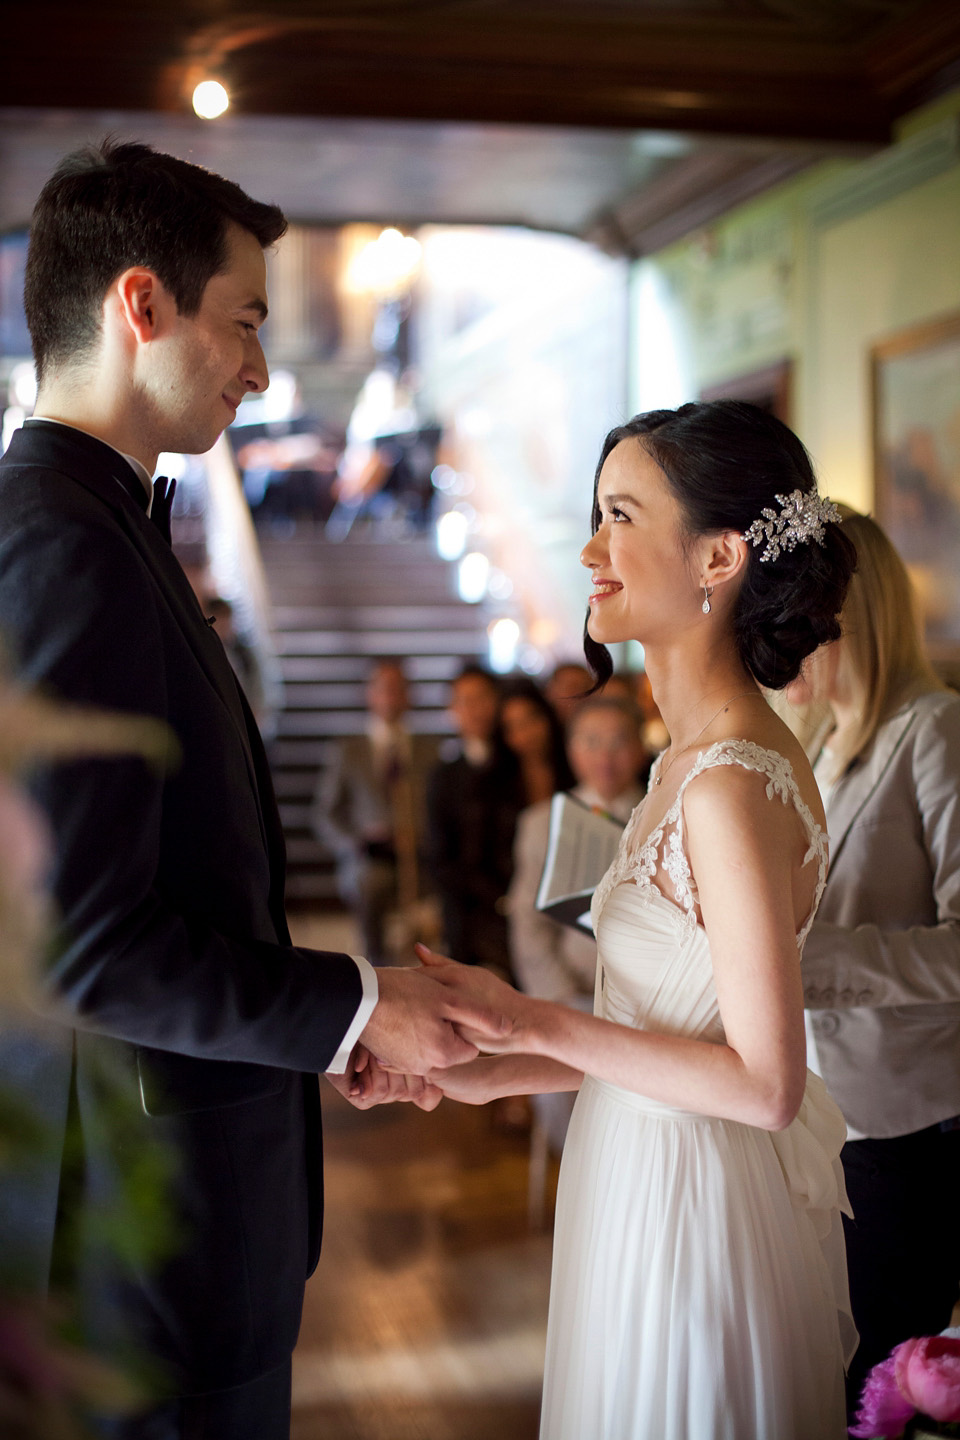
288, 911, 557, 1440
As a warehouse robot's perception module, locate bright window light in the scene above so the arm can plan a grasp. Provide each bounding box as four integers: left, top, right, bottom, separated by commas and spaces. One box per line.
487, 569, 514, 600
431, 464, 457, 492
488, 618, 521, 674
345, 227, 422, 298
458, 552, 490, 604
436, 510, 469, 561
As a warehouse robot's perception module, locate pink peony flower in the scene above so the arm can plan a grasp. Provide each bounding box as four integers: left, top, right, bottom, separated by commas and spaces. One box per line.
848, 1349, 917, 1438
895, 1335, 960, 1424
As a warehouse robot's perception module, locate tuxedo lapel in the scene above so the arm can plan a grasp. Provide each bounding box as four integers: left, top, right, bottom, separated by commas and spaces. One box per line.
234, 679, 290, 944
826, 706, 917, 868
5, 423, 275, 862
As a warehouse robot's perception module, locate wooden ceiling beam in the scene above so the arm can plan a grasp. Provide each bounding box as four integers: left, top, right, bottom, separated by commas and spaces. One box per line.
4, 1, 959, 145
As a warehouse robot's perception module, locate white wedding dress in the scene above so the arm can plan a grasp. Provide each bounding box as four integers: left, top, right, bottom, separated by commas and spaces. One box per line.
540, 742, 857, 1440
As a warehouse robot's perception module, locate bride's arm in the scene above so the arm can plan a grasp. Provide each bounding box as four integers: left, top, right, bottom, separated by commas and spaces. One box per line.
427, 1054, 583, 1105
423, 767, 810, 1131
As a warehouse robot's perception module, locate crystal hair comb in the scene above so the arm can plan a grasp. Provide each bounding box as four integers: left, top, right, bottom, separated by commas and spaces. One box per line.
742, 488, 841, 563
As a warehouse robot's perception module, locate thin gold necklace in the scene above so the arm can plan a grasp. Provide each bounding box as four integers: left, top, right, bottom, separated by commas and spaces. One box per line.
654, 690, 762, 788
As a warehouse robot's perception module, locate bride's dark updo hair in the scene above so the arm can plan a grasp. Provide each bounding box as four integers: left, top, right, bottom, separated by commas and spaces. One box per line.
583, 400, 857, 691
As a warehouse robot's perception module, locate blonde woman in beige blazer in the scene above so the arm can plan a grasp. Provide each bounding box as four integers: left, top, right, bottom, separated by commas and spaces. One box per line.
792, 508, 960, 1418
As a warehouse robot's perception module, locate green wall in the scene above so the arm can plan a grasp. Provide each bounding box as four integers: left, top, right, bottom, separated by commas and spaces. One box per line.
629, 90, 960, 511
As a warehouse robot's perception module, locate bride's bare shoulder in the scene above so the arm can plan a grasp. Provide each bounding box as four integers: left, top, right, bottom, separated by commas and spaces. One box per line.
688, 712, 825, 831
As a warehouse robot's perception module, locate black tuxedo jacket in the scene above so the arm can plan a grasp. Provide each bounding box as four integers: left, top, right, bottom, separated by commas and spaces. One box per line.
0, 421, 363, 1393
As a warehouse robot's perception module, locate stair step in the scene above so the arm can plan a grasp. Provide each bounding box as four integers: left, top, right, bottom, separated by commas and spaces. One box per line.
260, 527, 490, 907
269, 740, 338, 768
263, 569, 452, 595
269, 588, 460, 607
286, 835, 332, 864
274, 630, 487, 657
259, 535, 438, 556
273, 770, 320, 800
277, 654, 463, 682
285, 871, 341, 902
272, 605, 483, 631
279, 802, 315, 831
281, 681, 451, 710
275, 708, 453, 738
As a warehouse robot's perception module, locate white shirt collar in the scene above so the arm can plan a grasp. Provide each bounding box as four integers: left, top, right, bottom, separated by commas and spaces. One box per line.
461, 736, 492, 767
29, 416, 155, 509
573, 783, 643, 823
367, 716, 410, 755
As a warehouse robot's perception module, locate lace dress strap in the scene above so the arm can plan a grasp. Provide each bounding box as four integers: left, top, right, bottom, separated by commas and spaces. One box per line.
591, 739, 827, 945
671, 740, 827, 944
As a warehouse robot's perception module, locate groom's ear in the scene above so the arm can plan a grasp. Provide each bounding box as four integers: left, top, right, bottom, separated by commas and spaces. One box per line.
111, 266, 175, 348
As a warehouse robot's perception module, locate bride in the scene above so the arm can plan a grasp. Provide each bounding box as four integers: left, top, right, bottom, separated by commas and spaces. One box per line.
367, 400, 859, 1438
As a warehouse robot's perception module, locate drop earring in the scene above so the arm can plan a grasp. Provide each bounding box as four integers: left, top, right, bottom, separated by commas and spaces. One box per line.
701, 584, 713, 615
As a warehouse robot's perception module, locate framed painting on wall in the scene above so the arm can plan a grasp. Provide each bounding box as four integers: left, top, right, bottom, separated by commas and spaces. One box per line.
872, 312, 960, 668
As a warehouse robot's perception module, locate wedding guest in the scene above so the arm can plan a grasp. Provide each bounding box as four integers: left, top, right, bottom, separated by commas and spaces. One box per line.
597, 670, 634, 702
599, 672, 654, 784
508, 695, 645, 1149
635, 666, 670, 755
202, 595, 266, 724
500, 677, 575, 806
312, 660, 439, 965
426, 665, 520, 972
544, 660, 592, 722
790, 507, 960, 1415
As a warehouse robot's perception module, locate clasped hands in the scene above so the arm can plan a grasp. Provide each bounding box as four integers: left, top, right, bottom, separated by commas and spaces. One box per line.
328, 944, 532, 1112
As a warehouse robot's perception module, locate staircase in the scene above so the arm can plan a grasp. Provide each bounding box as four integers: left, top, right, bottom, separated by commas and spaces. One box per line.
259, 529, 493, 904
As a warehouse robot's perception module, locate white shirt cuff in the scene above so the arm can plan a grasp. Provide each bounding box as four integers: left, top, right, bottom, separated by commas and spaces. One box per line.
325, 955, 379, 1074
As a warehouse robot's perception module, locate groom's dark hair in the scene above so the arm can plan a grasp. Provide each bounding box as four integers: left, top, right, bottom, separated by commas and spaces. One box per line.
24, 138, 287, 383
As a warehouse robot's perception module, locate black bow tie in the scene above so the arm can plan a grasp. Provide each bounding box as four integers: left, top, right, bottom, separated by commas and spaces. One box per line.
114, 465, 176, 544
151, 476, 176, 545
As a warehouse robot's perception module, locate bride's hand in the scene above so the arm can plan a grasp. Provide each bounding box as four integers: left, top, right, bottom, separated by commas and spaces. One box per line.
425, 1058, 499, 1105
414, 943, 533, 1054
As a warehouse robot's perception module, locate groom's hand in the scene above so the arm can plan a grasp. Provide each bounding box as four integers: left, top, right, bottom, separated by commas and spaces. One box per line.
326, 1044, 443, 1110
359, 965, 510, 1075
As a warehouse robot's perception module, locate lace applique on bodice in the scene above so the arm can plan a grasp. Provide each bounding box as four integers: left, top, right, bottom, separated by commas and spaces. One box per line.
590, 739, 827, 946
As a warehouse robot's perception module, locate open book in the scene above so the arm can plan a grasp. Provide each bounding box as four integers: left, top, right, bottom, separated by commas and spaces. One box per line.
535, 791, 625, 935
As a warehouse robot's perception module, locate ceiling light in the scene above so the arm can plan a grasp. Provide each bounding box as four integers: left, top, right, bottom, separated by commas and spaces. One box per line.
193, 80, 230, 119
488, 618, 521, 674
458, 552, 490, 604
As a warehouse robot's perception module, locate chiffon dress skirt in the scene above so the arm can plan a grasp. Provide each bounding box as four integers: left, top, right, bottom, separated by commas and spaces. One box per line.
539, 743, 857, 1440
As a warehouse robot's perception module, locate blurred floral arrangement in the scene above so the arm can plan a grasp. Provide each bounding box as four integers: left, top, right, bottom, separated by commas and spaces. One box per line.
0, 668, 175, 1438
850, 1332, 960, 1439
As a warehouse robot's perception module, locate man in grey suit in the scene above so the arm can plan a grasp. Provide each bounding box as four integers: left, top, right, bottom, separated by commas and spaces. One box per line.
313, 660, 439, 963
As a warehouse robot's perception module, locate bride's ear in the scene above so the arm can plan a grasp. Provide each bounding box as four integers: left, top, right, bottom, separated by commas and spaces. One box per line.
701, 531, 749, 594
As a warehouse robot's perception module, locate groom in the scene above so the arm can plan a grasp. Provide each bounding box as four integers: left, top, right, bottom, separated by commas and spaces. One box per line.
0, 140, 500, 1439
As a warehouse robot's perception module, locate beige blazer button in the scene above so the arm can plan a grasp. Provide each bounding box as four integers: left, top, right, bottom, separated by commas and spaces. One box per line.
856, 990, 873, 1005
